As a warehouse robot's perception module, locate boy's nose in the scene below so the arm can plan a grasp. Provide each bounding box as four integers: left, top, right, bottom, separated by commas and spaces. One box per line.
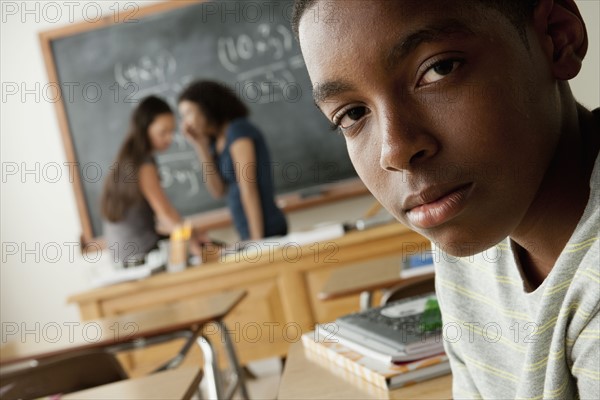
378, 114, 438, 172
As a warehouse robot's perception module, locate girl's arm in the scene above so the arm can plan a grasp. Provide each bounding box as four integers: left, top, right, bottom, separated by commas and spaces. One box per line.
185, 129, 226, 199
230, 138, 264, 240
139, 163, 182, 233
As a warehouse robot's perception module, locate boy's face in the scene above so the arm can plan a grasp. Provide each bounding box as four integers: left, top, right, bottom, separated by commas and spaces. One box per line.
299, 0, 564, 256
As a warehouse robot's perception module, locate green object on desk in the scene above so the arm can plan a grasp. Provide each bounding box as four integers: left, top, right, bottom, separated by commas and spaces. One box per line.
421, 298, 442, 332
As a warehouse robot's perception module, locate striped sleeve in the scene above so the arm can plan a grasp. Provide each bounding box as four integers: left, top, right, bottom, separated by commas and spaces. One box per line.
443, 339, 483, 399
570, 305, 600, 399
570, 239, 600, 400
435, 276, 482, 399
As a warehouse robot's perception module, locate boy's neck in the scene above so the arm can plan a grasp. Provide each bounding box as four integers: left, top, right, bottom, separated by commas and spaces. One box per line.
511, 102, 600, 290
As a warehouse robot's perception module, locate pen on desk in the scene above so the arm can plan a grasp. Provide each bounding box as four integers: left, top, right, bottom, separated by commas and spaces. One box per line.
351, 213, 395, 231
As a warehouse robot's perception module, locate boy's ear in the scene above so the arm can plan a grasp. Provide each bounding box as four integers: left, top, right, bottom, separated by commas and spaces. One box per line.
532, 0, 588, 80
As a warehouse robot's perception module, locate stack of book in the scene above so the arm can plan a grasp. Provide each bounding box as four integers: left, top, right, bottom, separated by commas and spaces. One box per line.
302, 293, 450, 390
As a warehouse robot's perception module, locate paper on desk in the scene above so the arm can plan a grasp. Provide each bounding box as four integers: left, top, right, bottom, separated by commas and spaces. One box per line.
222, 223, 346, 261
90, 249, 165, 287
90, 266, 151, 288
280, 223, 345, 246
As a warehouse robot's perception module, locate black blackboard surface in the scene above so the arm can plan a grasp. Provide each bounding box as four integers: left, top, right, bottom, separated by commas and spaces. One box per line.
46, 0, 356, 240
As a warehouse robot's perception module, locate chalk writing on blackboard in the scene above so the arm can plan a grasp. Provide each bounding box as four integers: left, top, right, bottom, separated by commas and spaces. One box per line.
219, 24, 303, 104
44, 0, 356, 240
158, 156, 201, 196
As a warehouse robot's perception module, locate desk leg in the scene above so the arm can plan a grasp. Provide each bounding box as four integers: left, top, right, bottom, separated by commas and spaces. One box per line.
359, 291, 373, 311
196, 335, 223, 400
216, 320, 250, 400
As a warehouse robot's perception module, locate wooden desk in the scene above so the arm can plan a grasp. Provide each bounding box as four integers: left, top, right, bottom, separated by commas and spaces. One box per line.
67, 223, 429, 372
319, 255, 433, 300
1, 290, 248, 400
278, 342, 452, 399
1, 290, 245, 366
63, 366, 202, 400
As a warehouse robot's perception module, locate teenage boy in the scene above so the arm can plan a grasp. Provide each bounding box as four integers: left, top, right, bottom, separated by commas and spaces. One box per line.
293, 1, 599, 398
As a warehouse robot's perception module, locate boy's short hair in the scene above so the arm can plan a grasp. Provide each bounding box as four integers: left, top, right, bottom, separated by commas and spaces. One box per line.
291, 0, 538, 41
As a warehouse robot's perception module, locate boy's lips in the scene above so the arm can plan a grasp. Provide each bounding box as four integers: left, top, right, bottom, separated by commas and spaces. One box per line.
404, 183, 474, 229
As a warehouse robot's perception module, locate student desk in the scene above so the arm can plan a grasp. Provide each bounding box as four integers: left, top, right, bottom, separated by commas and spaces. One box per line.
1, 290, 247, 400
319, 255, 434, 309
67, 223, 429, 374
278, 342, 452, 399
63, 366, 202, 400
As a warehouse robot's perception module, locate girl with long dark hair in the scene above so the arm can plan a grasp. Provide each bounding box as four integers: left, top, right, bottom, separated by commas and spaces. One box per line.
101, 96, 191, 264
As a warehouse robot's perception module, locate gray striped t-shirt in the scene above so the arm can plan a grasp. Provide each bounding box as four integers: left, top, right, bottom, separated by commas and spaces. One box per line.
434, 152, 599, 399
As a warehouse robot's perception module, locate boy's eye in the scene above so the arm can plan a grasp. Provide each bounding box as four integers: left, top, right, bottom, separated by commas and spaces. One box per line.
334, 106, 369, 130
419, 59, 462, 86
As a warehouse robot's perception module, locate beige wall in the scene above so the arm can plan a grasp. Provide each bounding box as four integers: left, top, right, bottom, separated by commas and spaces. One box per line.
571, 1, 600, 109
1, 1, 598, 331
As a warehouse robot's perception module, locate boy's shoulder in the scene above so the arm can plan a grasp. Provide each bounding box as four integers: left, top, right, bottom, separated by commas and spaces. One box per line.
434, 188, 599, 398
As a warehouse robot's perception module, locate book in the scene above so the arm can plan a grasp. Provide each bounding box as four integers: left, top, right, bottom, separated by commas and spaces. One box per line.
329, 325, 445, 364
400, 250, 435, 278
333, 293, 443, 362
302, 329, 450, 390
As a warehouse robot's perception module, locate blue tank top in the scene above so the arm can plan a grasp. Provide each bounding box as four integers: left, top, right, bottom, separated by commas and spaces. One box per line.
213, 118, 287, 240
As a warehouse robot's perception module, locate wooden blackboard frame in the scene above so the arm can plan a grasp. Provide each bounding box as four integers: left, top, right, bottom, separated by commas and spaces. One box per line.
39, 0, 368, 246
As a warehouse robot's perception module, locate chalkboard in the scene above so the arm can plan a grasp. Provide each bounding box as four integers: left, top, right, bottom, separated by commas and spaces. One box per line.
41, 0, 358, 242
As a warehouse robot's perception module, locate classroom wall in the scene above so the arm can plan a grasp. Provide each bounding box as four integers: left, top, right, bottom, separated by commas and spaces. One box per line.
571, 1, 600, 110
1, 1, 598, 333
